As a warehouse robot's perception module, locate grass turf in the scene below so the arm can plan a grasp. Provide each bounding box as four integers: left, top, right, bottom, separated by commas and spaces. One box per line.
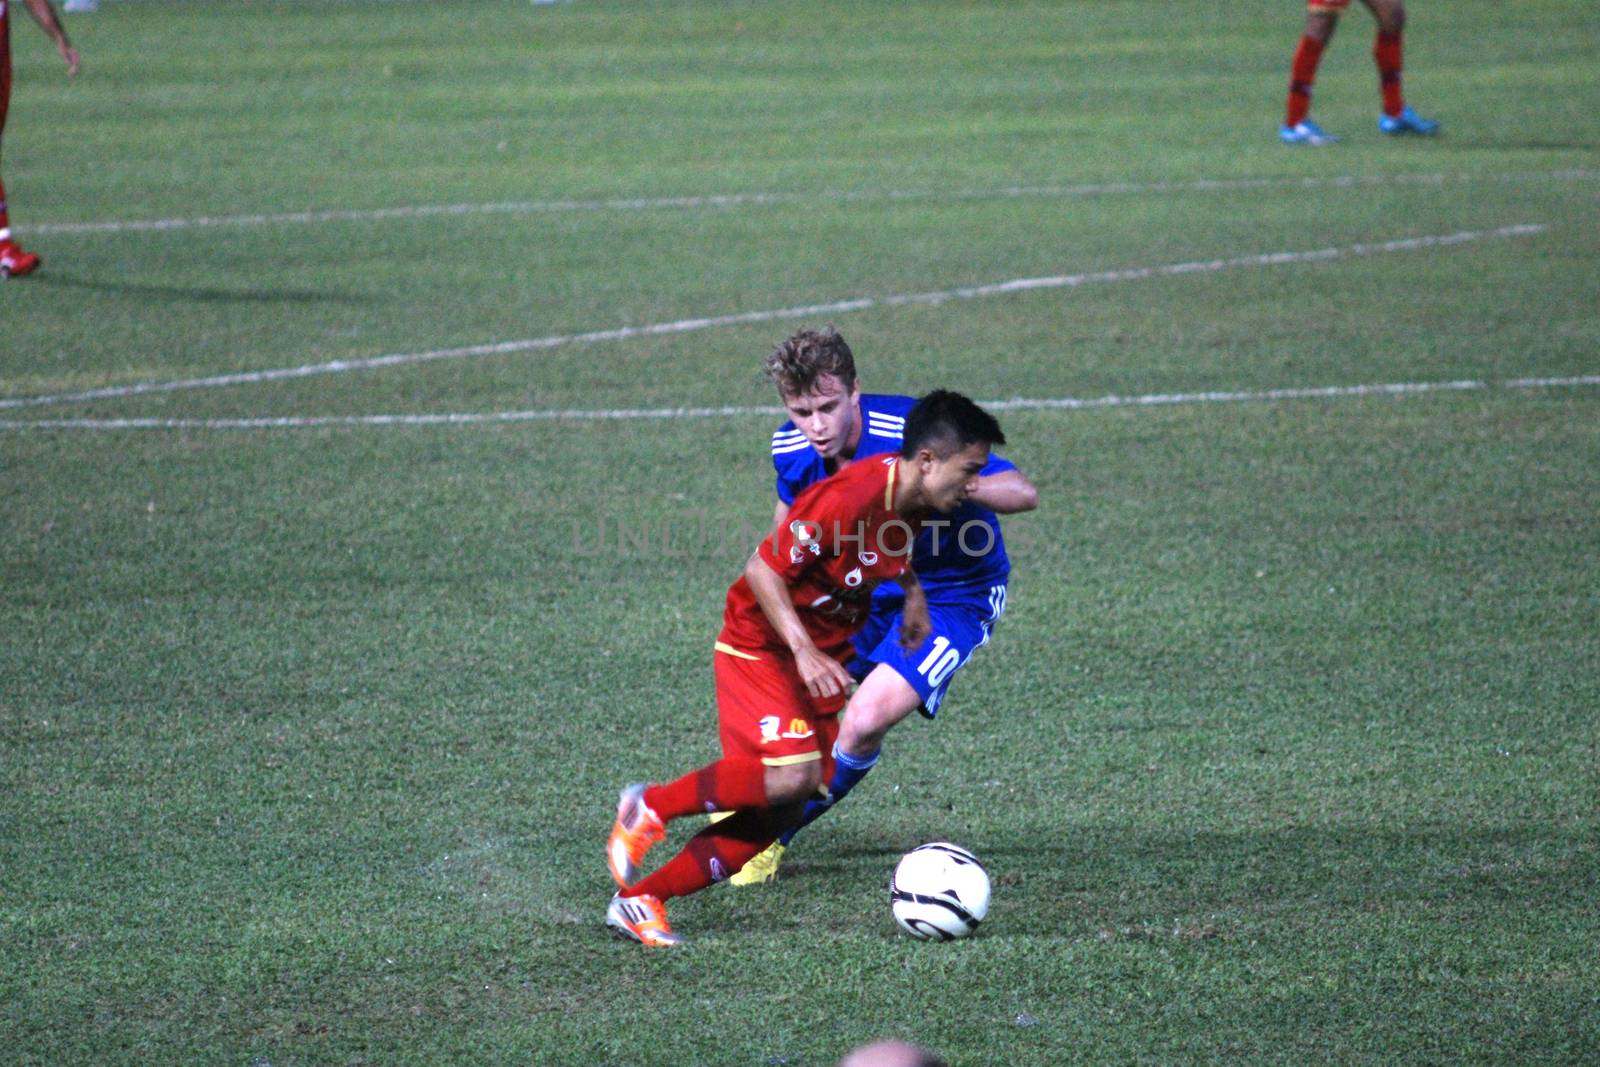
2, 1, 1597, 1064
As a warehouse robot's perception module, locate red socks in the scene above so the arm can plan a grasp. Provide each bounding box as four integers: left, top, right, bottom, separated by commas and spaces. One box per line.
1374, 30, 1405, 117
1286, 34, 1326, 127
626, 810, 776, 901
1287, 30, 1407, 124
642, 756, 770, 822
622, 759, 784, 901
0, 176, 10, 239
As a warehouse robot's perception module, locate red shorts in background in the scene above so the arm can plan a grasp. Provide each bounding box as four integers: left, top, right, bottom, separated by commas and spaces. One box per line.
714, 642, 844, 786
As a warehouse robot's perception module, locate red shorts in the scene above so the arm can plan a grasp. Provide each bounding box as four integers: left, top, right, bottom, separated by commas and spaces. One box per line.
714, 642, 844, 780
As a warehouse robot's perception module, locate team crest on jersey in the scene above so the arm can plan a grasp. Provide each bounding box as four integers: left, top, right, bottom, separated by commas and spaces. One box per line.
789, 520, 821, 550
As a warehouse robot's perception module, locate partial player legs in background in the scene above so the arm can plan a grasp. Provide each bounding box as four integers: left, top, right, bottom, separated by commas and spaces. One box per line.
0, 178, 42, 279
1282, 9, 1339, 145
1366, 0, 1440, 134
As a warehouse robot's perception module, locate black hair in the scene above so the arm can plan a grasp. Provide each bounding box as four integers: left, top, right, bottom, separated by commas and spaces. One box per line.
900, 389, 1005, 459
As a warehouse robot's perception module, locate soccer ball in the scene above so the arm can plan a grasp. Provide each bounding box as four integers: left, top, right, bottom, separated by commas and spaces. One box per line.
889, 842, 990, 940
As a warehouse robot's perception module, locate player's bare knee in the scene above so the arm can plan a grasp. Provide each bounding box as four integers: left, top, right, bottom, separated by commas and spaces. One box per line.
1365, 0, 1404, 33
763, 761, 822, 806
841, 678, 920, 754
839, 713, 894, 756
1305, 12, 1338, 43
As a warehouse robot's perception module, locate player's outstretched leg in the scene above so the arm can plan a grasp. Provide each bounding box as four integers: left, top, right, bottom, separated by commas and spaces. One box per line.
731, 664, 919, 887
612, 808, 789, 943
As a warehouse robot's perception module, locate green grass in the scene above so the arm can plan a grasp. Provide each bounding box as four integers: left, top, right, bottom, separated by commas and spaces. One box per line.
2, 1, 1597, 1064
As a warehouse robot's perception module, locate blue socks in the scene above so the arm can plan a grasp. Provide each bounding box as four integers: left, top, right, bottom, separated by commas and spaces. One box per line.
780, 743, 880, 845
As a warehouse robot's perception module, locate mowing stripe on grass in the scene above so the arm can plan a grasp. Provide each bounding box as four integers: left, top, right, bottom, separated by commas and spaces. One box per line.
0, 224, 1550, 413
1, 377, 1594, 432
19, 170, 1595, 236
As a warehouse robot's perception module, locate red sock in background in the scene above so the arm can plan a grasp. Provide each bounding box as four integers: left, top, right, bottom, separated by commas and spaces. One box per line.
625, 810, 776, 901
642, 756, 769, 821
1286, 34, 1327, 127
1375, 31, 1405, 117
0, 176, 11, 239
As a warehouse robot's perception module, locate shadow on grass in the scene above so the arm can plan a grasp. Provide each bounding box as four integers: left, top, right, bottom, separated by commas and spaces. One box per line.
785, 823, 1595, 929
31, 273, 372, 306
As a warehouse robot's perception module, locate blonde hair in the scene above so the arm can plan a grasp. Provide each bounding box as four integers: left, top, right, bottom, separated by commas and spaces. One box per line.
764, 326, 857, 397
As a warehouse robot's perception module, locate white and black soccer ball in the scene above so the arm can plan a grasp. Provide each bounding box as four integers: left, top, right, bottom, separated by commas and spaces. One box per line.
889, 842, 990, 940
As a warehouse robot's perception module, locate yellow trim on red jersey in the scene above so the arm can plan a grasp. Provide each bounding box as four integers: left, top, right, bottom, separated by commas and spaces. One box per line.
713, 640, 762, 661
884, 458, 898, 509
761, 751, 822, 767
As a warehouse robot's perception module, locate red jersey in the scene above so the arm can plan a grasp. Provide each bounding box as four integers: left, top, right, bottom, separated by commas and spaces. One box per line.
720, 454, 912, 657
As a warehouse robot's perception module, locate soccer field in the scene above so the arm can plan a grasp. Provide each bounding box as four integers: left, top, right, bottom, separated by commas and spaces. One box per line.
2, 1, 1597, 1063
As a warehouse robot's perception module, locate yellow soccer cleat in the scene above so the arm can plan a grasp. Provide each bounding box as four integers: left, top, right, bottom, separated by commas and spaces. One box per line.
728, 841, 785, 887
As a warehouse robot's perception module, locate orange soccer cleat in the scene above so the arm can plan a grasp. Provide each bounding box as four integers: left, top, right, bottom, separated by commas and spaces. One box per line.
0, 241, 41, 279
605, 892, 682, 948
606, 783, 666, 889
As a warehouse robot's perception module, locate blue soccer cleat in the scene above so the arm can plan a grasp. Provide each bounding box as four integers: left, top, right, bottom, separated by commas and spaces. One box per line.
1379, 105, 1440, 135
1280, 120, 1338, 146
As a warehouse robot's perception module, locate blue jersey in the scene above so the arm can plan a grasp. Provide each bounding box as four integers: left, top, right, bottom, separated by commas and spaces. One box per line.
771, 393, 1012, 598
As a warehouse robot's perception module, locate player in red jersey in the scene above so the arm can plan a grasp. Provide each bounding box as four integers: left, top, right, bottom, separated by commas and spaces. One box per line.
1281, 0, 1439, 145
604, 390, 1008, 946
0, 0, 79, 279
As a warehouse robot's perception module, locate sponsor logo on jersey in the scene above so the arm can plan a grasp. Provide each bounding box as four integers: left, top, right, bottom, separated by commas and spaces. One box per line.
758, 714, 816, 742
844, 566, 863, 587
860, 550, 879, 565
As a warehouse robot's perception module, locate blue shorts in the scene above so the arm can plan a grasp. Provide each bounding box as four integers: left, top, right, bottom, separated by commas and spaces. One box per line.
847, 584, 1007, 718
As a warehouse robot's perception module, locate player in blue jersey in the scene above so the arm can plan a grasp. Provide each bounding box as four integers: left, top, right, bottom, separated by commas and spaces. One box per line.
730, 326, 1038, 885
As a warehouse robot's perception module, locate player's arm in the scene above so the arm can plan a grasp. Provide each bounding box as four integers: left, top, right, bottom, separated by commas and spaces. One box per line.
894, 570, 931, 651
22, 0, 80, 76
743, 550, 854, 700
971, 468, 1038, 514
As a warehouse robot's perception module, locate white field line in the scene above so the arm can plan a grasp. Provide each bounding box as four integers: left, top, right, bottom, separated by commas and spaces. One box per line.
1, 376, 1595, 432
0, 223, 1550, 413
19, 169, 1597, 237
